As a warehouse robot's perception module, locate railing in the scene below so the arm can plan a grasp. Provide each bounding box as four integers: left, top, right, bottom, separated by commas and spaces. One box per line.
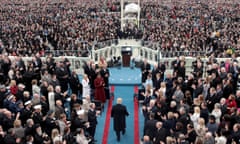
94, 39, 119, 50
43, 38, 213, 59
44, 50, 90, 57
8, 39, 239, 76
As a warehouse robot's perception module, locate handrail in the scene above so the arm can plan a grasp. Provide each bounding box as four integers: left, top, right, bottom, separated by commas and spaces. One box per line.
43, 38, 227, 58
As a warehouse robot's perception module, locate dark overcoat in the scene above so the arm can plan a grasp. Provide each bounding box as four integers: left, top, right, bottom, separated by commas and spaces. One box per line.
111, 104, 129, 131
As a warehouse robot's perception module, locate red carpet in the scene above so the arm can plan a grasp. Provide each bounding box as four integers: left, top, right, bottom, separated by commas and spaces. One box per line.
102, 86, 114, 144
134, 85, 139, 95
134, 91, 140, 144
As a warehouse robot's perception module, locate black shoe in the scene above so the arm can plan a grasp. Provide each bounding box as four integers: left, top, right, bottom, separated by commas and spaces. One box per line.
122, 130, 125, 135
117, 137, 120, 142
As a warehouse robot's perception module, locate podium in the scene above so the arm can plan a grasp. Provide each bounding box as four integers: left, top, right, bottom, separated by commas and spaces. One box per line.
121, 47, 132, 67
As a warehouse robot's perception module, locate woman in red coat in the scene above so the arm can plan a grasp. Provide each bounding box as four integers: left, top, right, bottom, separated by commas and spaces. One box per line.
226, 94, 237, 114
9, 80, 18, 95
94, 73, 106, 103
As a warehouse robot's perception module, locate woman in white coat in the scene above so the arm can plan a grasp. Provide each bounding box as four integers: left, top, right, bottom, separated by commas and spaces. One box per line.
82, 74, 90, 99
47, 85, 55, 112
32, 79, 41, 96
190, 106, 201, 128
211, 103, 222, 124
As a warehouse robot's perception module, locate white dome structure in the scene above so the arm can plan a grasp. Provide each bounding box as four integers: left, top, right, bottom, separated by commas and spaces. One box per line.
121, 0, 141, 31
124, 3, 140, 13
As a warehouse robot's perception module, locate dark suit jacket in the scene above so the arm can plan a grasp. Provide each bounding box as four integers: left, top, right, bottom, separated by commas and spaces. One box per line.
69, 74, 82, 95
144, 119, 158, 140
44, 117, 58, 136
223, 84, 233, 98
20, 108, 32, 125
89, 68, 97, 89
111, 104, 129, 131
32, 112, 43, 126
206, 93, 219, 112
154, 127, 169, 144
141, 62, 151, 82
194, 84, 203, 97
100, 68, 110, 87
177, 66, 186, 79
88, 109, 98, 127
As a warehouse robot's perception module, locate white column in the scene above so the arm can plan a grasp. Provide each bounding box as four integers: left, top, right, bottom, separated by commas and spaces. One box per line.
137, 0, 140, 28
121, 0, 124, 31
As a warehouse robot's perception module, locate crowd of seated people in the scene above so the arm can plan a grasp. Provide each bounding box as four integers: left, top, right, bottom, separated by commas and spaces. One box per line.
92, 0, 240, 57
0, 0, 239, 58
140, 0, 240, 57
0, 0, 121, 57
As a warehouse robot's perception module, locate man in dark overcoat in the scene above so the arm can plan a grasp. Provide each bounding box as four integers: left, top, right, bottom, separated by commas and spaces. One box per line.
111, 98, 129, 142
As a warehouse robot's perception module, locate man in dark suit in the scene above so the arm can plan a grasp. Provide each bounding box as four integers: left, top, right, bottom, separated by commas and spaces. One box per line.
88, 103, 98, 142
171, 56, 180, 73
144, 112, 158, 141
206, 87, 219, 112
55, 61, 69, 93
69, 70, 82, 98
44, 110, 58, 136
111, 98, 129, 142
153, 121, 169, 144
141, 59, 151, 83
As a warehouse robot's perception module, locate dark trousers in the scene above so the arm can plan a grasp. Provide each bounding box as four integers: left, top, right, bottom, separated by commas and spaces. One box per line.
116, 131, 121, 141
104, 87, 110, 99
115, 129, 125, 141
88, 126, 96, 139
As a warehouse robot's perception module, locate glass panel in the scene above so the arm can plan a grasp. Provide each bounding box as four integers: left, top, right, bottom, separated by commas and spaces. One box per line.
110, 48, 113, 55
105, 50, 108, 58
149, 51, 152, 60
140, 49, 143, 56
145, 51, 148, 59
95, 53, 98, 61
75, 60, 81, 69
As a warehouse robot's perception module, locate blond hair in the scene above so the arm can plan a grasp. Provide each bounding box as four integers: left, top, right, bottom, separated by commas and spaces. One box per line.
194, 106, 201, 114
13, 119, 22, 128
10, 80, 16, 87
51, 128, 60, 141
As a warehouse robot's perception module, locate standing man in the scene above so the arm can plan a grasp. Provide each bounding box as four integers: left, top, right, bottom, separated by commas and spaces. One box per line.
88, 103, 98, 143
111, 98, 129, 142
69, 70, 82, 99
141, 59, 151, 83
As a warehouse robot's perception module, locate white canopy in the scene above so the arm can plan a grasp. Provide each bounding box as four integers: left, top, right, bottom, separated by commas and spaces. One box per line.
124, 3, 140, 13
